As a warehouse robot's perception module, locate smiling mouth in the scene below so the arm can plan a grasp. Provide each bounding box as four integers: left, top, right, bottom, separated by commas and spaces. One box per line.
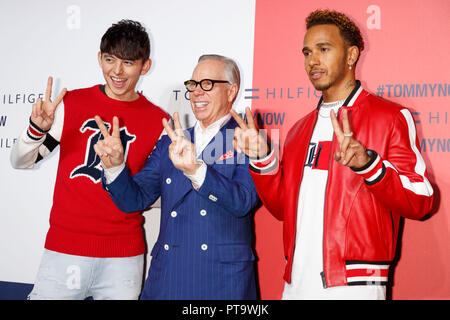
193, 102, 209, 109
111, 76, 127, 88
310, 70, 325, 80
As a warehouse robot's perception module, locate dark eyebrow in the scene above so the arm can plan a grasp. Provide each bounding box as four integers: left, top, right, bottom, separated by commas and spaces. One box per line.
302, 41, 334, 53
316, 42, 333, 47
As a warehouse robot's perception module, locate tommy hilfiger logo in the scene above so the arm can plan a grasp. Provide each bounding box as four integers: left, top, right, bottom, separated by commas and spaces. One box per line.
70, 118, 136, 183
305, 141, 332, 170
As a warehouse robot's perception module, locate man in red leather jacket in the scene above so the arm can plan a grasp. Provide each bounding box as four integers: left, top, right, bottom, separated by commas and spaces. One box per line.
231, 9, 434, 299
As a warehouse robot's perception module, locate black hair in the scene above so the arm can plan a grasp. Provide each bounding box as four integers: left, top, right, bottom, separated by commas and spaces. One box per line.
100, 19, 150, 61
306, 9, 364, 65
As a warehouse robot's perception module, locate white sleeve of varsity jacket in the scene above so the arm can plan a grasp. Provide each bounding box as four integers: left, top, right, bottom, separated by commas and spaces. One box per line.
10, 101, 64, 169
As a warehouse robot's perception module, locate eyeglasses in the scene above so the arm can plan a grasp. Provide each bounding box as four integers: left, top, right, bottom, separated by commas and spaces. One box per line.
184, 79, 230, 92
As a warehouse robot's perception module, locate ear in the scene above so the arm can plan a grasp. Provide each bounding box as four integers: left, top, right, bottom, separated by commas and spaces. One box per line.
347, 45, 360, 67
97, 51, 103, 67
140, 58, 152, 75
227, 83, 238, 103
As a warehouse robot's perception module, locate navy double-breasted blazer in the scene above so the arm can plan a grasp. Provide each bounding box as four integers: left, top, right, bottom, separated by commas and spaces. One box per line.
104, 117, 260, 300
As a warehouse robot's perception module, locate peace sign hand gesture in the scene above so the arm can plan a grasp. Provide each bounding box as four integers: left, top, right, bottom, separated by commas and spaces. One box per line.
93, 116, 124, 169
31, 76, 67, 131
230, 107, 269, 159
330, 109, 370, 169
163, 112, 201, 175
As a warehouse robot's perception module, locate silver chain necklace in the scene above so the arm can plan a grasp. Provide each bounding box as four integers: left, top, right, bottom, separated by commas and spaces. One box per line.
318, 99, 345, 118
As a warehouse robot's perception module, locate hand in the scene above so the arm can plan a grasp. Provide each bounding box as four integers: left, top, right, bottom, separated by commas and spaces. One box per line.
330, 108, 370, 168
31, 76, 67, 131
230, 107, 269, 159
163, 112, 201, 175
93, 115, 124, 168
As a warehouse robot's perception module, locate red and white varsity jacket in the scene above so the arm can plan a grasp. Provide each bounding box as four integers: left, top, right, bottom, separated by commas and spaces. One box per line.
250, 82, 434, 288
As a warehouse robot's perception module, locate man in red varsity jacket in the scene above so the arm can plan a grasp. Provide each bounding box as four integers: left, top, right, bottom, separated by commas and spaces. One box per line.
231, 10, 434, 299
10, 20, 168, 299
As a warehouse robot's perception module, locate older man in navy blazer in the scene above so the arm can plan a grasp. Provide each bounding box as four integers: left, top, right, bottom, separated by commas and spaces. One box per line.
93, 54, 260, 300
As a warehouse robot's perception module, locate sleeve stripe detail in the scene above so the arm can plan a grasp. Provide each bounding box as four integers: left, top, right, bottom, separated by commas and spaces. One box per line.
352, 150, 386, 183
353, 153, 381, 175
27, 129, 45, 141
249, 148, 276, 168
395, 109, 433, 197
29, 118, 49, 134
42, 133, 60, 152
249, 157, 278, 174
27, 118, 49, 141
365, 164, 386, 185
401, 109, 426, 177
384, 159, 433, 197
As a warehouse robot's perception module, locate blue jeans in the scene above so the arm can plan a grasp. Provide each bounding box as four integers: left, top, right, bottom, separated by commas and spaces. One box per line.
28, 249, 144, 300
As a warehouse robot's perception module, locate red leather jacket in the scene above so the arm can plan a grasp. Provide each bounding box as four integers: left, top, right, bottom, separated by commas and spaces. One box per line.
250, 82, 434, 288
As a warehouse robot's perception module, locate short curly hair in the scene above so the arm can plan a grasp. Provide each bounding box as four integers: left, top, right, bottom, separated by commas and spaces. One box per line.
306, 9, 364, 53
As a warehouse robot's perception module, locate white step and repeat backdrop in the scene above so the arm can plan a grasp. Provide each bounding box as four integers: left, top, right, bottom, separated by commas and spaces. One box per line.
0, 0, 255, 287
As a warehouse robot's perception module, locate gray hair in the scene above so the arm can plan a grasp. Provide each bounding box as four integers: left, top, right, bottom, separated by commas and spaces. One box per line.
198, 54, 241, 90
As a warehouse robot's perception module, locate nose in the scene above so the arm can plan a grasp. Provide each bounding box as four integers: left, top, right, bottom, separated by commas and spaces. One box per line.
307, 51, 320, 68
192, 83, 205, 95
113, 61, 123, 75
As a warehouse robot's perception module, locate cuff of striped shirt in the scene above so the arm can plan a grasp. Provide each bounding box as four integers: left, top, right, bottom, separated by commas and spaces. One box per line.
27, 118, 49, 141
351, 149, 386, 185
249, 147, 278, 174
